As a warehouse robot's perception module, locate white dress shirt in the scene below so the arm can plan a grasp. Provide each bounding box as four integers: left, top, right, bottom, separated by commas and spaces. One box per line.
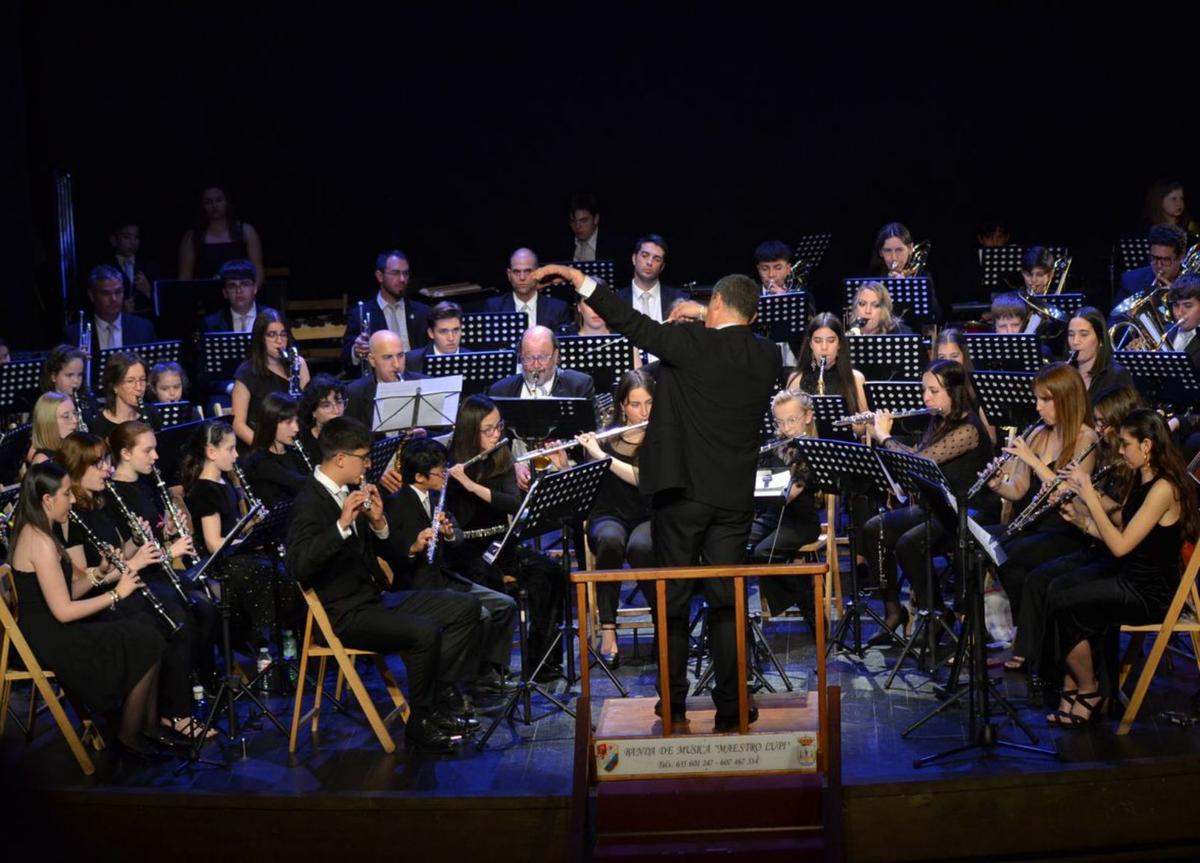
513, 292, 538, 328
232, 302, 258, 333
377, 292, 410, 351
630, 281, 664, 323
314, 466, 388, 540
96, 316, 122, 350
116, 255, 136, 288
520, 369, 557, 399
1174, 326, 1196, 353
574, 230, 597, 262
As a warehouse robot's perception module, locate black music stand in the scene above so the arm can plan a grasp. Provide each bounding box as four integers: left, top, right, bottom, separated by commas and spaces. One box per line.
476, 459, 613, 750
848, 334, 923, 381
492, 396, 597, 443
1116, 237, 1150, 274
756, 291, 810, 342
972, 371, 1037, 430
873, 449, 959, 686
151, 401, 200, 428
787, 438, 898, 657
96, 340, 182, 389
424, 349, 516, 396
0, 425, 32, 487
0, 482, 20, 555
864, 381, 929, 438
978, 247, 1024, 289
364, 433, 407, 485
963, 333, 1043, 372
905, 479, 1054, 765
460, 311, 528, 350
1052, 293, 1087, 318
198, 331, 253, 389
557, 334, 639, 396
0, 360, 42, 416
1115, 351, 1200, 409
810, 394, 851, 440
153, 278, 222, 340
843, 277, 937, 325
154, 418, 231, 486
793, 234, 833, 272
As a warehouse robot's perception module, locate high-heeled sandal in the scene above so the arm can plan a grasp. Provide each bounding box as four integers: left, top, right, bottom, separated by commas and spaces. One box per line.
599, 624, 620, 669
1051, 691, 1105, 729
865, 607, 909, 648
1045, 689, 1078, 726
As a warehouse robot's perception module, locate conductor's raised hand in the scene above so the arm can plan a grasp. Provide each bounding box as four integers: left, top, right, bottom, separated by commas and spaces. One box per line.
533, 264, 586, 290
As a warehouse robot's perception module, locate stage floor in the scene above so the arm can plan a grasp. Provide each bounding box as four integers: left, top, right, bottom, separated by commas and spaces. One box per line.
5, 597, 1200, 861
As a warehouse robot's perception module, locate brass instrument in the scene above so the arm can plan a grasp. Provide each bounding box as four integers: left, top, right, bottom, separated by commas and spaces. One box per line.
151, 465, 194, 568
1050, 254, 1072, 294
1004, 439, 1099, 537
358, 301, 371, 378
967, 420, 1044, 498
105, 479, 190, 604
784, 259, 811, 292
816, 355, 827, 396
832, 407, 933, 428
516, 424, 646, 462
69, 511, 183, 635
1021, 293, 1068, 334
891, 240, 931, 277
1109, 287, 1173, 351
1181, 242, 1200, 278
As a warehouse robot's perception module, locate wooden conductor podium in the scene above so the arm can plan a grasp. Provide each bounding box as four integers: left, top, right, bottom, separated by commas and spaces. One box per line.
570, 563, 842, 862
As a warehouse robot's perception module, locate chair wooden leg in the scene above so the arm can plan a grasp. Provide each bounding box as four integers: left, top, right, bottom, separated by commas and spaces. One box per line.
289, 647, 312, 754
373, 656, 410, 724
31, 670, 93, 775
334, 651, 395, 753
1119, 630, 1174, 735
311, 656, 328, 735
335, 665, 347, 703
1117, 633, 1145, 689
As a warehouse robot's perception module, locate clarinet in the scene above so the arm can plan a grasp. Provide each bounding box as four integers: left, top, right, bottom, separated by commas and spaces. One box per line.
816, 355, 827, 396
283, 346, 302, 398
231, 462, 265, 513
967, 420, 1044, 498
72, 386, 89, 433
1004, 439, 1100, 538
1020, 462, 1119, 530
292, 442, 314, 473
151, 465, 195, 567
68, 511, 182, 635
135, 394, 146, 423
105, 479, 190, 604
358, 301, 371, 377
79, 319, 92, 389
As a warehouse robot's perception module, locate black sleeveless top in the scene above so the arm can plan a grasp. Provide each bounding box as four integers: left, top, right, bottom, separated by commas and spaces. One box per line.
1120, 475, 1182, 613
589, 439, 649, 524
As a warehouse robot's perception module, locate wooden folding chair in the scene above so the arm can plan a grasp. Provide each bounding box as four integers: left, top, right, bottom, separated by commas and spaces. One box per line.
786, 494, 844, 624
582, 523, 652, 656
0, 565, 100, 775
288, 587, 410, 754
1116, 545, 1200, 735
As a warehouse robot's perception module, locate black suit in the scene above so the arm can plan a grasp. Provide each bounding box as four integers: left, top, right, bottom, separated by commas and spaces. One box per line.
1164, 323, 1200, 371
110, 255, 159, 316
484, 292, 570, 331
200, 304, 281, 334
64, 313, 158, 349
615, 284, 690, 322
486, 367, 595, 401
403, 345, 474, 374
564, 229, 632, 265
345, 371, 429, 431
584, 279, 782, 719
384, 485, 517, 669
341, 295, 431, 371
284, 475, 481, 713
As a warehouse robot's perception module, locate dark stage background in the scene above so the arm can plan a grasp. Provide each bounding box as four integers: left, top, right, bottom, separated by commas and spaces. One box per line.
4, 4, 1195, 348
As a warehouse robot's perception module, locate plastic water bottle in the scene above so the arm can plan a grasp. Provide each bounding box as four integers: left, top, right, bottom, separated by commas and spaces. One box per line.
191, 685, 208, 727
282, 630, 298, 685
256, 646, 272, 693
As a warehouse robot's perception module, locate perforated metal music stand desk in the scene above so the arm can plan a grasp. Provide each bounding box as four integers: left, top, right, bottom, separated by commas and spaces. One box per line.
492, 396, 596, 442
810, 394, 851, 440
963, 333, 1043, 372
848, 334, 923, 381
557, 334, 638, 396
364, 433, 406, 485
787, 438, 898, 658
844, 277, 936, 324
972, 371, 1037, 429
198, 331, 253, 382
793, 233, 833, 271
460, 311, 528, 350
1115, 351, 1200, 409
1050, 293, 1088, 318
96, 340, 183, 389
476, 459, 613, 749
1117, 237, 1150, 274
0, 425, 31, 487
154, 418, 231, 486
865, 380, 929, 437
372, 376, 461, 433
0, 360, 42, 415
756, 291, 810, 342
979, 247, 1024, 289
152, 401, 200, 428
425, 349, 516, 396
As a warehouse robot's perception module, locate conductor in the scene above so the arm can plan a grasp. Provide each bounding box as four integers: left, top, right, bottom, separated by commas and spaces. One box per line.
534, 264, 780, 731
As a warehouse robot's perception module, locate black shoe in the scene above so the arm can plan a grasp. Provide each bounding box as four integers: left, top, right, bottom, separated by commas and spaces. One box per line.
143, 727, 192, 751
115, 735, 166, 762
532, 662, 564, 684
431, 709, 480, 735
404, 715, 461, 754
713, 704, 760, 733
437, 683, 475, 717
653, 699, 688, 724
473, 669, 507, 694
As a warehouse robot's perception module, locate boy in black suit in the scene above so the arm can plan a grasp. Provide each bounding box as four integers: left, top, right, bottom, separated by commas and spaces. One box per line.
284, 417, 482, 752
384, 439, 517, 694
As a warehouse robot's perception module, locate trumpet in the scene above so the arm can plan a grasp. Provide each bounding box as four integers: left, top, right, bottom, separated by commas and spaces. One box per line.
105, 479, 191, 605
1020, 293, 1067, 333
69, 511, 182, 635
515, 423, 647, 462
151, 465, 194, 568
832, 407, 933, 428
1004, 439, 1100, 538
967, 420, 1044, 497
890, 240, 931, 277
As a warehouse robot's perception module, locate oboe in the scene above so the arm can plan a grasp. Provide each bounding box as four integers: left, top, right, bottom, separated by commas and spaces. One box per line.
151, 465, 194, 567
966, 420, 1044, 498
68, 511, 182, 635
358, 301, 371, 377
832, 407, 933, 428
1004, 439, 1100, 538
105, 479, 190, 604
516, 424, 646, 462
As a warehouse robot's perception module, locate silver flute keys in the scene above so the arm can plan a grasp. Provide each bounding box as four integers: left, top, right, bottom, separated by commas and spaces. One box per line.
68, 511, 182, 635
832, 407, 934, 428
966, 420, 1044, 498
426, 481, 448, 564
1004, 439, 1100, 538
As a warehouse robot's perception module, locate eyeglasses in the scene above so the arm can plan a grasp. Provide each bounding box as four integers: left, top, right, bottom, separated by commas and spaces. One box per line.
1150, 254, 1178, 265
317, 397, 346, 410
521, 353, 552, 364
426, 470, 446, 479
481, 420, 506, 435
265, 331, 289, 341
339, 451, 372, 465
774, 415, 807, 430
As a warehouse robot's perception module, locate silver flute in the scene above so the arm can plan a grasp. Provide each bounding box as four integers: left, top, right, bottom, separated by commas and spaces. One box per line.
966, 420, 1044, 498
426, 481, 448, 565
832, 407, 934, 428
68, 511, 182, 635
105, 479, 190, 604
516, 424, 646, 462
1004, 439, 1100, 538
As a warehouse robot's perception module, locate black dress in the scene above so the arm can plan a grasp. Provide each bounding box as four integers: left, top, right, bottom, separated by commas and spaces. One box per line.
89, 404, 161, 440
195, 235, 249, 279
13, 557, 163, 714
233, 361, 290, 434
243, 448, 309, 508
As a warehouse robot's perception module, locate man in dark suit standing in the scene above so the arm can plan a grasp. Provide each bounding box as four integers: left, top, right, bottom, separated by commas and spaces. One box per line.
200, 260, 279, 333
285, 417, 482, 752
486, 325, 595, 400
535, 263, 781, 732
1113, 223, 1186, 312
342, 249, 431, 372
384, 439, 517, 695
616, 234, 687, 323
485, 248, 569, 331
565, 192, 630, 275
404, 301, 474, 373
65, 264, 158, 348
108, 219, 158, 318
